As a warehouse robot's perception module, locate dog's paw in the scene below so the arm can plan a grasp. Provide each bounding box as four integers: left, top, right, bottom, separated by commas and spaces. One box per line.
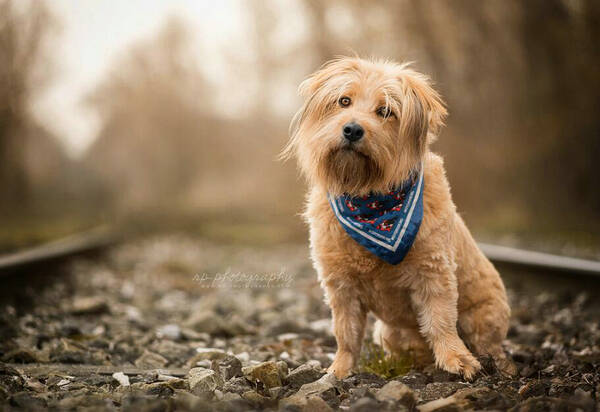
494, 355, 518, 377
435, 346, 481, 380
327, 351, 354, 379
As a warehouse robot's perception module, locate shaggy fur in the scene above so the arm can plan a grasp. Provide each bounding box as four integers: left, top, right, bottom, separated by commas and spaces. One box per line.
284, 57, 515, 380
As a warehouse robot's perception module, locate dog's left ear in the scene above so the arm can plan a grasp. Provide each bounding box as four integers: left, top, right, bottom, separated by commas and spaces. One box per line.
397, 69, 447, 154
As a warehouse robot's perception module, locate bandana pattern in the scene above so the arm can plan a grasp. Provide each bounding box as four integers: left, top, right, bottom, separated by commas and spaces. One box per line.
328, 169, 424, 265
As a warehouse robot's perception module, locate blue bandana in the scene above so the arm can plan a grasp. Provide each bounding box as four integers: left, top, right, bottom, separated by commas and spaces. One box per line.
328, 169, 424, 265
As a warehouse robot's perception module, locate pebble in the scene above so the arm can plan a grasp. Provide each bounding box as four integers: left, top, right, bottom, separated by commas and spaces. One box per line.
188, 367, 223, 396
286, 362, 326, 388
112, 372, 130, 387
156, 324, 182, 340
242, 361, 284, 389
375, 380, 416, 408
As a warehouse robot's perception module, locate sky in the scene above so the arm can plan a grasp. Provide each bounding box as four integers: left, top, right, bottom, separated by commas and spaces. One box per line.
33, 0, 247, 157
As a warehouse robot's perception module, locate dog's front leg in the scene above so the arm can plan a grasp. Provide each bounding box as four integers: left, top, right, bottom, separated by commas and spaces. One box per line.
410, 271, 481, 380
324, 277, 366, 379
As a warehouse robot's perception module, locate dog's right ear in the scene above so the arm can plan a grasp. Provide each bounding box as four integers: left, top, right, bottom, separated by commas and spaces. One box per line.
396, 67, 447, 158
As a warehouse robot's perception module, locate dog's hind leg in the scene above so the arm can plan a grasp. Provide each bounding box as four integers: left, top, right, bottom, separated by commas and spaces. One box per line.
373, 319, 433, 365
458, 297, 517, 376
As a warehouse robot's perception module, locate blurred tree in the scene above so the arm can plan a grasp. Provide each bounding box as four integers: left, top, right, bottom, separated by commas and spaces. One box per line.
0, 0, 58, 212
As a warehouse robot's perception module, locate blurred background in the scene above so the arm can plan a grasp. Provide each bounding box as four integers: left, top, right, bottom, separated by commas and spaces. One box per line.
1, 0, 599, 255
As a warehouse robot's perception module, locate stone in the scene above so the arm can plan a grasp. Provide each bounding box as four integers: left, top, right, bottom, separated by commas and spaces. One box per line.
152, 340, 194, 363
277, 360, 289, 379
112, 372, 130, 387
9, 392, 48, 410
173, 390, 211, 411
286, 362, 326, 388
185, 311, 224, 335
281, 394, 334, 412
190, 348, 227, 365
69, 297, 109, 315
223, 377, 253, 395
2, 348, 43, 363
211, 355, 242, 380
309, 318, 332, 334
132, 381, 177, 398
188, 367, 223, 397
222, 392, 243, 402
518, 381, 548, 399
156, 324, 181, 340
134, 350, 168, 369
242, 361, 283, 389
418, 382, 469, 402
375, 380, 416, 409
281, 373, 340, 409
242, 390, 272, 408
350, 397, 383, 412
417, 387, 493, 412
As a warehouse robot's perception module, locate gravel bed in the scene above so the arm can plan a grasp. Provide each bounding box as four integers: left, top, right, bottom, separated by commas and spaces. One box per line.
0, 235, 598, 411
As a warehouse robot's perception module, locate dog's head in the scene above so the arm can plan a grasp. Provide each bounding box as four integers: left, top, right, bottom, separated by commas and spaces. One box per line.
283, 57, 447, 196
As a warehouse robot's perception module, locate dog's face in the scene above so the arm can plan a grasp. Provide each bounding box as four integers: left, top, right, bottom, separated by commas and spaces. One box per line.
284, 57, 447, 196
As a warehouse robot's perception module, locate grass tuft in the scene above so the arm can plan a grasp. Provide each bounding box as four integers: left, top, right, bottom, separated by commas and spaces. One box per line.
358, 342, 413, 379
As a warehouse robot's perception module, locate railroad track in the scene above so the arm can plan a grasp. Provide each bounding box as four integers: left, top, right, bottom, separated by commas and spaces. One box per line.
0, 228, 598, 279
0, 226, 117, 275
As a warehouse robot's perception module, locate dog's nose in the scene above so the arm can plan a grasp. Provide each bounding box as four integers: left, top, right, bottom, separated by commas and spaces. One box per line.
342, 122, 364, 142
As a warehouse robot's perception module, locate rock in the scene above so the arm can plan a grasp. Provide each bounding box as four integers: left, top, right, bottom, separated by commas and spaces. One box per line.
242, 361, 283, 389
418, 381, 469, 402
399, 371, 429, 388
151, 340, 194, 363
242, 390, 272, 408
508, 396, 584, 412
130, 381, 177, 398
222, 392, 243, 402
69, 297, 109, 315
281, 394, 334, 412
236, 351, 250, 363
375, 380, 416, 409
112, 372, 130, 387
518, 381, 548, 399
223, 377, 253, 395
305, 395, 334, 411
156, 324, 181, 340
309, 318, 332, 334
9, 392, 48, 410
188, 367, 223, 397
286, 362, 326, 388
196, 360, 212, 368
2, 348, 43, 363
211, 355, 242, 380
269, 386, 284, 398
417, 387, 493, 412
350, 397, 382, 412
281, 373, 340, 409
193, 348, 226, 362
277, 360, 289, 379
278, 333, 300, 342
134, 350, 168, 369
185, 311, 224, 335
173, 390, 212, 411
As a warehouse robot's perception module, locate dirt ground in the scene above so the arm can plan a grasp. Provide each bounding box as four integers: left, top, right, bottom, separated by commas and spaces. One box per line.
1, 235, 599, 411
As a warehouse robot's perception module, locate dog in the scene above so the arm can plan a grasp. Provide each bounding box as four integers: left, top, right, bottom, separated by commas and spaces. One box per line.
283, 57, 515, 380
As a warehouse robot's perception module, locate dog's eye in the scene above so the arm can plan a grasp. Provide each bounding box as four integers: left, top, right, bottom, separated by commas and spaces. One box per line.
338, 96, 351, 107
376, 106, 395, 119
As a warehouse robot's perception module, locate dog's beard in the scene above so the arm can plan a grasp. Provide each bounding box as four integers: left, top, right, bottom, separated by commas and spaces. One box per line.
322, 146, 384, 196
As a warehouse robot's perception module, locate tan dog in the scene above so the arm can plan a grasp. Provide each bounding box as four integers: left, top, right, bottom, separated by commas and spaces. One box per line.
283, 57, 514, 380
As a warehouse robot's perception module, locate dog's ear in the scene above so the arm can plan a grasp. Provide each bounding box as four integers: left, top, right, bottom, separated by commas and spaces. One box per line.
397, 69, 447, 155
